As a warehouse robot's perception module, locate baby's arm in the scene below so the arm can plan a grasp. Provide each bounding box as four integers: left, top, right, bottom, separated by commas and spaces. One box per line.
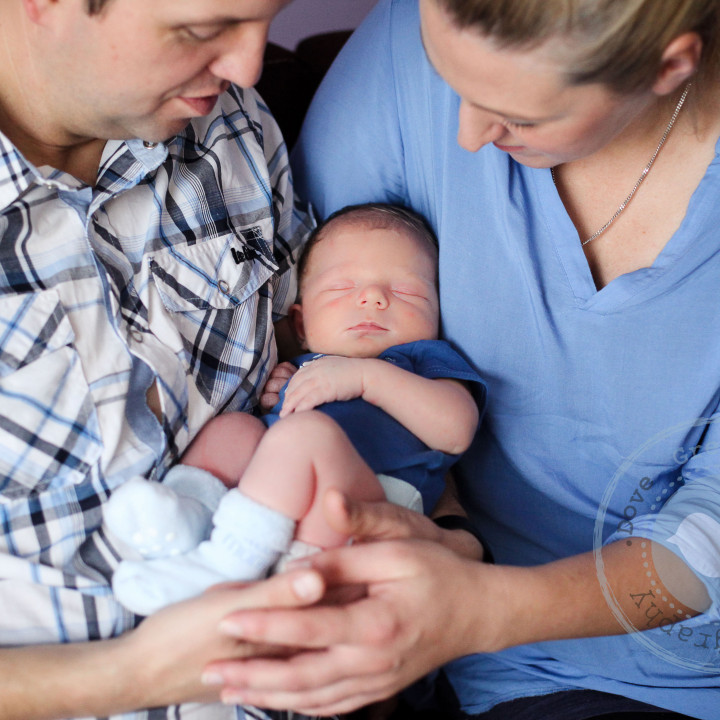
280, 356, 478, 455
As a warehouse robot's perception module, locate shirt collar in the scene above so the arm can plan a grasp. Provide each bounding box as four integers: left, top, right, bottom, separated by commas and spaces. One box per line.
0, 129, 169, 209
0, 129, 42, 207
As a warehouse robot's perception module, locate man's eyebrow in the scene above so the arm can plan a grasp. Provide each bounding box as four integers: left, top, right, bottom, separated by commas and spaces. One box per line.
175, 16, 240, 27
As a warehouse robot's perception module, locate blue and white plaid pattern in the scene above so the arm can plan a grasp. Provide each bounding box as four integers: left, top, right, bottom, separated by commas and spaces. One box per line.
0, 86, 313, 719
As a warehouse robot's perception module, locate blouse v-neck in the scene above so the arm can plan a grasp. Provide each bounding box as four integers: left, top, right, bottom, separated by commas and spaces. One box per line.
537, 133, 720, 312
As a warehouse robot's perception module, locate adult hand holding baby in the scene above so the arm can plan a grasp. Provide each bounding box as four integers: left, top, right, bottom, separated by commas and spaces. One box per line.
203, 489, 491, 715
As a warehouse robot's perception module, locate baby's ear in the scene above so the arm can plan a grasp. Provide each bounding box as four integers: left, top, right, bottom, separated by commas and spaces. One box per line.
288, 303, 307, 348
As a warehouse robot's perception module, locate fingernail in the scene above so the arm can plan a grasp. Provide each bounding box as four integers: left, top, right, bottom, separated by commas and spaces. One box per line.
201, 671, 224, 686
292, 571, 322, 600
218, 618, 246, 637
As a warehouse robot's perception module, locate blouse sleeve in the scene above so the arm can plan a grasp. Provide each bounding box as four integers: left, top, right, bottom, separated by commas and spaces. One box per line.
605, 414, 720, 619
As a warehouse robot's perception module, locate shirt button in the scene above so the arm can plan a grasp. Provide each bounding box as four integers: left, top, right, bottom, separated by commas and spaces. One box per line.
143, 141, 158, 149
218, 280, 231, 295
130, 329, 144, 343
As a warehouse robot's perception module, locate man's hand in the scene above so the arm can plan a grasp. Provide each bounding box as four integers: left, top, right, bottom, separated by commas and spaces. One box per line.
259, 361, 296, 411
117, 569, 326, 710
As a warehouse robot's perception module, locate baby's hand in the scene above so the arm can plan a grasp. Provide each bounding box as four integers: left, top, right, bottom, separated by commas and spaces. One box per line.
279, 356, 368, 416
259, 362, 296, 411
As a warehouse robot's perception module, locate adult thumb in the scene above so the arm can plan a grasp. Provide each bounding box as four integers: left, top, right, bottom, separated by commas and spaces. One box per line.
322, 489, 430, 542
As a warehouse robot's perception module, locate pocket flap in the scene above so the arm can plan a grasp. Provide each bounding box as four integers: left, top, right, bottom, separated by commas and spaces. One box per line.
0, 291, 102, 499
0, 291, 75, 378
149, 231, 277, 313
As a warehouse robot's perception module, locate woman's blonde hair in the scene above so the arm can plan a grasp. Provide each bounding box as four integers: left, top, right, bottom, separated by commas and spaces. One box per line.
437, 0, 720, 93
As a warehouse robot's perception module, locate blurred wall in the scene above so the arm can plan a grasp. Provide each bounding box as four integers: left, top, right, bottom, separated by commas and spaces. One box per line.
269, 0, 378, 50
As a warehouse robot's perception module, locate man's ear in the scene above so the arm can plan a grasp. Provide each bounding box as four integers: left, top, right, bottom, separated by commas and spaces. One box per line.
652, 32, 702, 95
288, 303, 308, 349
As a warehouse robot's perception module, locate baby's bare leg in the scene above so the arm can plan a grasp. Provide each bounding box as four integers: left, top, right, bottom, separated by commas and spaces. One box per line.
239, 410, 385, 549
182, 412, 266, 488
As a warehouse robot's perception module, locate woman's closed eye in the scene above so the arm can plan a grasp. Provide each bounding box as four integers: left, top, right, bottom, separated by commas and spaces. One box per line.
503, 118, 538, 130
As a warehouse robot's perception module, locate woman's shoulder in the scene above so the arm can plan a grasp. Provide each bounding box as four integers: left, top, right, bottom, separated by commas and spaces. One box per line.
340, 0, 426, 74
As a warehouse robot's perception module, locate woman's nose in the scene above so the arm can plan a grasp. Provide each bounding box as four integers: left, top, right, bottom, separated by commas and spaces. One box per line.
457, 99, 507, 152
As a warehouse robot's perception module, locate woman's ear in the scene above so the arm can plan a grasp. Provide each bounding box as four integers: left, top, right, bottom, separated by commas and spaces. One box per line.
653, 32, 702, 95
288, 303, 307, 349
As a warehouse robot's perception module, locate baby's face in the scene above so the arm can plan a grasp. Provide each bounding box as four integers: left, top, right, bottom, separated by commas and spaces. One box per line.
294, 225, 440, 358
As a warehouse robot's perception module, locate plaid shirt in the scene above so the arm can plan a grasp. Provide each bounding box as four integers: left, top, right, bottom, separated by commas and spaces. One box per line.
0, 86, 313, 720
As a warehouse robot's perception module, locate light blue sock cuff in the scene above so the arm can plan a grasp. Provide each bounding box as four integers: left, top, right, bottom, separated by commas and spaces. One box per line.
213, 490, 296, 552
163, 464, 228, 512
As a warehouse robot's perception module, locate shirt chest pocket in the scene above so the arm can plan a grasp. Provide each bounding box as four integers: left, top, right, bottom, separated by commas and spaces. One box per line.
0, 291, 103, 500
148, 228, 278, 408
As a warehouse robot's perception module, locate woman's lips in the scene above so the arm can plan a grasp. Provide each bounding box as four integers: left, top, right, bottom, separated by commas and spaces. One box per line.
494, 142, 525, 153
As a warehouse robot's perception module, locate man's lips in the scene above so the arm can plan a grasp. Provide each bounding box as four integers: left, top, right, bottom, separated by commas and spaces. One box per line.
180, 95, 220, 116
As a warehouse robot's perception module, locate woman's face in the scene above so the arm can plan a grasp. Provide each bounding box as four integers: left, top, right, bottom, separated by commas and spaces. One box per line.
420, 0, 655, 168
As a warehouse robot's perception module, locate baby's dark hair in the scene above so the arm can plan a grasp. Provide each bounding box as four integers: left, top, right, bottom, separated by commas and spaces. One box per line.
297, 203, 439, 296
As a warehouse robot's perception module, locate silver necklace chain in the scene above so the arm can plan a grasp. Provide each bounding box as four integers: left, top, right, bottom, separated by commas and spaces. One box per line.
551, 83, 692, 246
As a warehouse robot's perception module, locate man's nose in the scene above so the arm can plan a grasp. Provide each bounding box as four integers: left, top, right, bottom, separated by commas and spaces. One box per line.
208, 21, 269, 88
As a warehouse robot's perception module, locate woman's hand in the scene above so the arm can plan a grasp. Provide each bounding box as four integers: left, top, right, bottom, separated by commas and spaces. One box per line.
0, 569, 327, 720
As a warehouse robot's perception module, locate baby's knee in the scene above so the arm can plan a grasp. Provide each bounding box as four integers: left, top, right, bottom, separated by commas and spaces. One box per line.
200, 412, 265, 440
265, 410, 345, 448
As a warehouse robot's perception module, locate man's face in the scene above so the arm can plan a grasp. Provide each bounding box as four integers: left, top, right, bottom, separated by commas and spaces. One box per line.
43, 0, 292, 143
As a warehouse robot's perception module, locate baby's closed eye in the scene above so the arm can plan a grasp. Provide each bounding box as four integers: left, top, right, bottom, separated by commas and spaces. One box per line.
392, 286, 429, 300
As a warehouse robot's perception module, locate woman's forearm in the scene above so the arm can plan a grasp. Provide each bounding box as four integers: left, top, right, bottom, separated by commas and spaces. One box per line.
474, 538, 709, 653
